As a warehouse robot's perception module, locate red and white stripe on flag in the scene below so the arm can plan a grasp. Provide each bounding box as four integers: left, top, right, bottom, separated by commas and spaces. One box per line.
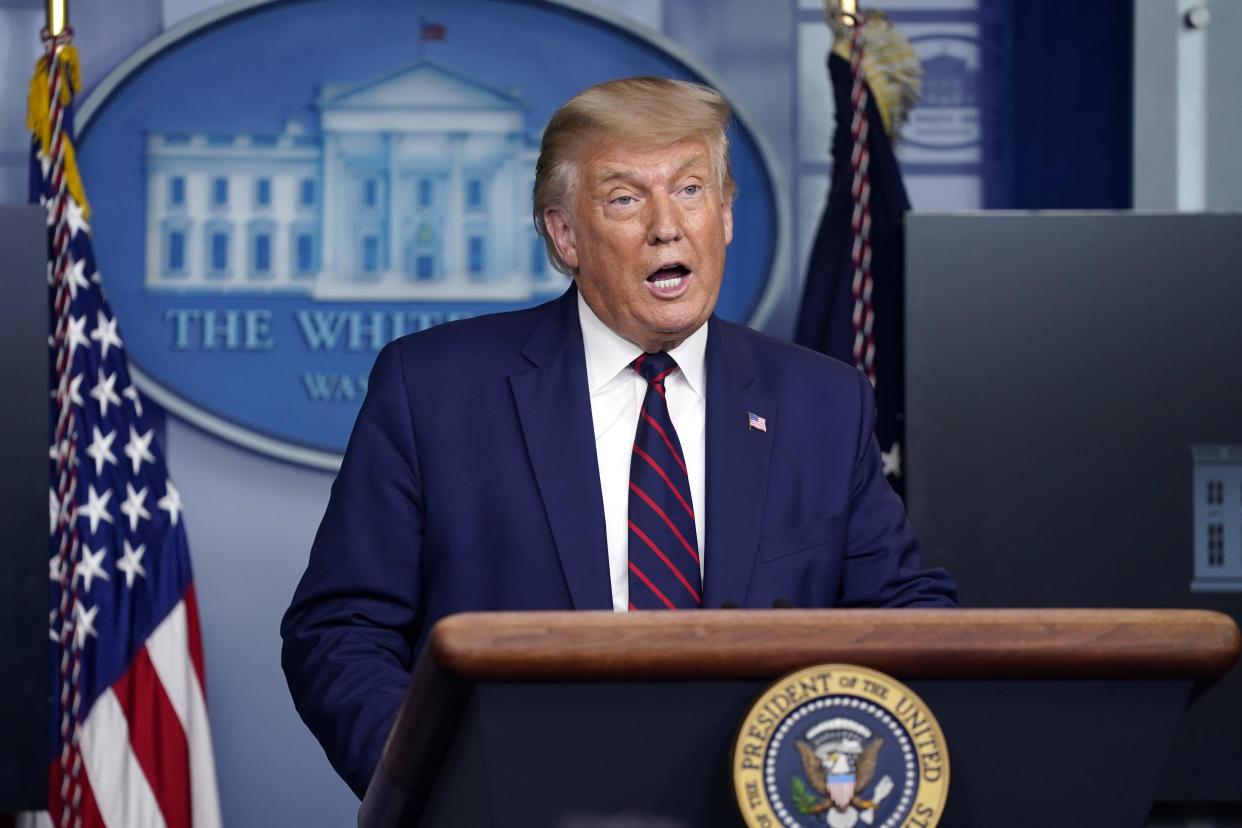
62, 592, 220, 828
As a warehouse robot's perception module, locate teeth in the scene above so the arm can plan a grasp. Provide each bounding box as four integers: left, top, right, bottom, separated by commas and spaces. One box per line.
651, 275, 683, 289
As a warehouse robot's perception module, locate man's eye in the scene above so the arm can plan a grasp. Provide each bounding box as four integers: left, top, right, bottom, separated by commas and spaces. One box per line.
683, 184, 700, 195
613, 195, 634, 205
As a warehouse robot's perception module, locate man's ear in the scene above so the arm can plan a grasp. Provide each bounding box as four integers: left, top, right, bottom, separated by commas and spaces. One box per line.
721, 198, 734, 247
543, 206, 579, 271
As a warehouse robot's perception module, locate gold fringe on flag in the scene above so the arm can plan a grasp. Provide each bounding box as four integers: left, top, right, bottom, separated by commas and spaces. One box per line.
824, 2, 921, 141
26, 43, 90, 218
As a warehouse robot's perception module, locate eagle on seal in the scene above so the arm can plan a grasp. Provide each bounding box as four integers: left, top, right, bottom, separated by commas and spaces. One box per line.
796, 735, 886, 824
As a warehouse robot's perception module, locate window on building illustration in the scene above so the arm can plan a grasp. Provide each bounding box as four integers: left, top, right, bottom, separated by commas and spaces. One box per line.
419, 178, 433, 208
212, 177, 229, 207
295, 233, 315, 275
169, 176, 186, 207
209, 231, 230, 276
417, 255, 434, 281
364, 178, 379, 208
167, 231, 185, 273
1208, 523, 1224, 566
253, 234, 272, 277
363, 236, 380, 272
468, 236, 485, 274
300, 178, 315, 207
466, 179, 484, 211
255, 178, 272, 208
1210, 480, 1226, 505
161, 218, 190, 279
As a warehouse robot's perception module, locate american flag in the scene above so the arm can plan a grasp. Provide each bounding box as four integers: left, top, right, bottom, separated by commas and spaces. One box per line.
748, 411, 767, 432
420, 19, 447, 41
794, 26, 916, 497
29, 34, 221, 828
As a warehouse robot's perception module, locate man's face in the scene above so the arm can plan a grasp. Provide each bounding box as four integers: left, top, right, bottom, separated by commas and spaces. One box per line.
543, 136, 733, 353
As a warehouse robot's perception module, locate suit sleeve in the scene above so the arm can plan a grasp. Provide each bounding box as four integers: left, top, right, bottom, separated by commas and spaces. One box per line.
837, 369, 958, 607
280, 342, 424, 798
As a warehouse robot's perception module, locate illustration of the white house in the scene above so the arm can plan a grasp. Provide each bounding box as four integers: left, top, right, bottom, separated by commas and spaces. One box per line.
921, 53, 979, 109
144, 61, 561, 300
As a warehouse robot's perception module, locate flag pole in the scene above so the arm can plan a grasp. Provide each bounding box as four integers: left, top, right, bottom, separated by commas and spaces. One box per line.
45, 0, 67, 38
37, 1, 86, 825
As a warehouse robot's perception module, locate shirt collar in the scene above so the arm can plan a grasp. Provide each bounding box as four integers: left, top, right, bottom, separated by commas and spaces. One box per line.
577, 291, 708, 397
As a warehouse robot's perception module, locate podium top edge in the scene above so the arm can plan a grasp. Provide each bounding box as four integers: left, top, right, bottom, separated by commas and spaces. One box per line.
426, 608, 1241, 683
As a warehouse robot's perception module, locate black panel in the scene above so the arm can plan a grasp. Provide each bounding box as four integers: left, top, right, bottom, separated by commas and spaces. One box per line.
0, 205, 51, 809
408, 678, 1187, 827
905, 211, 1242, 801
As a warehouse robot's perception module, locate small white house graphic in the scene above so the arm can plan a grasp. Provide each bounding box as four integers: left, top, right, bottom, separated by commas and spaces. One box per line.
1191, 445, 1242, 592
144, 61, 560, 301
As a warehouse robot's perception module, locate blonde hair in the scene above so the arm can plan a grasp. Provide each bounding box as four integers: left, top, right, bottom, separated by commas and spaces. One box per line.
532, 76, 736, 275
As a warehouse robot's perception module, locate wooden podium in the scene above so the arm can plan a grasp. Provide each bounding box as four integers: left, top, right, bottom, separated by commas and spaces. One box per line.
358, 609, 1239, 827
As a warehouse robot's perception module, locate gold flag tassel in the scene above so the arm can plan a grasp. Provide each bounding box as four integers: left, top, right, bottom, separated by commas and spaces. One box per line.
824, 1, 922, 141
26, 41, 90, 218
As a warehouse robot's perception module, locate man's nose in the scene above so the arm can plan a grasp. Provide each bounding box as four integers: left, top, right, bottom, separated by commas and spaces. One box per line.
646, 193, 683, 244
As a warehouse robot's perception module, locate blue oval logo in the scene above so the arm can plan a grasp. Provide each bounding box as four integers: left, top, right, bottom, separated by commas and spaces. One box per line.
903, 34, 983, 152
77, 0, 786, 467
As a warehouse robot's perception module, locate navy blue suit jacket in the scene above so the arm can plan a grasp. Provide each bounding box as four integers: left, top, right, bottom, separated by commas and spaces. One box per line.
280, 286, 956, 797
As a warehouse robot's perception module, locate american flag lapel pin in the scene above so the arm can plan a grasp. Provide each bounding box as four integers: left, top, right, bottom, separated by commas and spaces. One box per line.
748, 411, 767, 432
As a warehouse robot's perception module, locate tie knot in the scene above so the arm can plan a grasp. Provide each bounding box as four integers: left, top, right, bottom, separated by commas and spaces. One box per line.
633, 351, 677, 384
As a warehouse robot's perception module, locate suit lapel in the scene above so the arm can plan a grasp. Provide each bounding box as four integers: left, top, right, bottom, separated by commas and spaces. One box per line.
703, 317, 775, 608
509, 288, 613, 609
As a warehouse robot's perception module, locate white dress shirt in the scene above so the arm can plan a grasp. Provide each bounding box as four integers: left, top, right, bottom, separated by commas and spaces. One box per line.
577, 293, 707, 612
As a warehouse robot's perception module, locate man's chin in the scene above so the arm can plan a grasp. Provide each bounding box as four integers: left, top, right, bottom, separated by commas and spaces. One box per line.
643, 316, 708, 349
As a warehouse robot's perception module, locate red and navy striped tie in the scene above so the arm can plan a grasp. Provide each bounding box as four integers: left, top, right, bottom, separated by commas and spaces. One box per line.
628, 351, 702, 610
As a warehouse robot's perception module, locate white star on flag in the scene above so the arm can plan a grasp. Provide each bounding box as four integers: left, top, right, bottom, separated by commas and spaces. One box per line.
72, 602, 99, 650
65, 196, 90, 237
125, 425, 156, 474
158, 479, 184, 526
90, 367, 122, 416
122, 384, 144, 417
65, 254, 91, 299
66, 313, 89, 357
120, 482, 152, 533
78, 484, 114, 535
86, 425, 118, 476
65, 372, 85, 407
75, 544, 111, 593
116, 540, 147, 588
881, 442, 903, 479
90, 308, 123, 358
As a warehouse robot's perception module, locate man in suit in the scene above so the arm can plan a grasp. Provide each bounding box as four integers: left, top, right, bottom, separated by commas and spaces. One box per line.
280, 76, 956, 799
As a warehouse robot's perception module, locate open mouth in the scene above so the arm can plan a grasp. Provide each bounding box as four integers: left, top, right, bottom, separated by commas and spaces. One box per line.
647, 264, 690, 290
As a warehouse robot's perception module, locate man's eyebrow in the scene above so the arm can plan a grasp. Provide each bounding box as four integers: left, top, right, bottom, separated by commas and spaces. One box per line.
592, 154, 711, 188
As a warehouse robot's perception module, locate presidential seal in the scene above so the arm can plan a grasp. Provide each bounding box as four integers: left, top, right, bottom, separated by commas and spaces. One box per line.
733, 664, 948, 828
